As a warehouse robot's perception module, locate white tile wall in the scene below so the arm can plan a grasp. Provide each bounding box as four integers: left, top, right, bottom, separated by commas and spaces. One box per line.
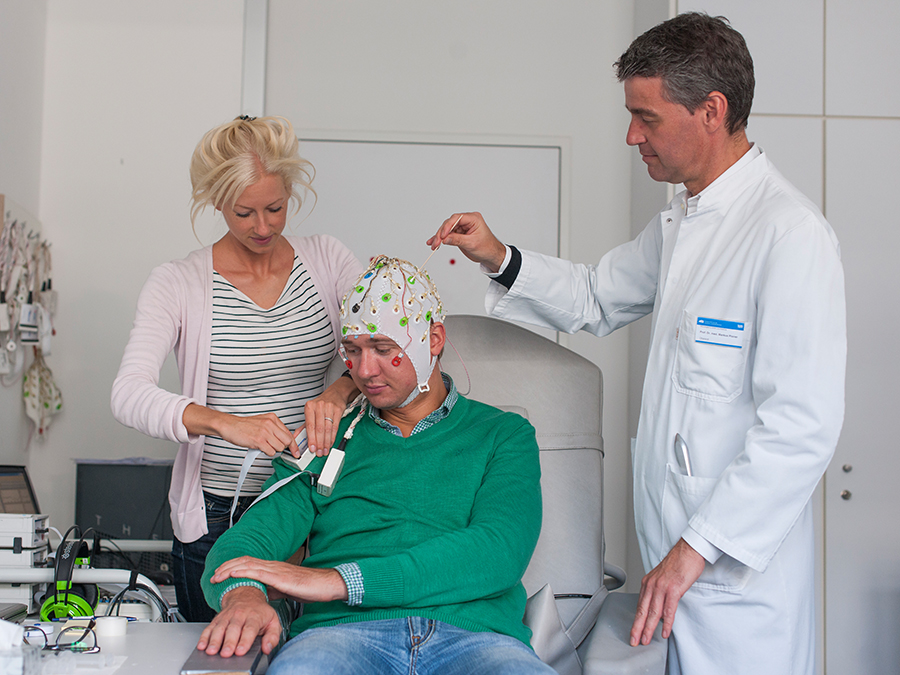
748, 114, 824, 209
678, 0, 824, 115
824, 116, 900, 674
826, 0, 900, 117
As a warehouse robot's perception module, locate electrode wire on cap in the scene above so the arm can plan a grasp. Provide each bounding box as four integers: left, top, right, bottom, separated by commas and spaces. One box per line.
341, 257, 444, 395
441, 333, 472, 396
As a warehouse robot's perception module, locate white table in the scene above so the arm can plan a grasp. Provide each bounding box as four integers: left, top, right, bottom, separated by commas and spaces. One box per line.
80, 623, 266, 674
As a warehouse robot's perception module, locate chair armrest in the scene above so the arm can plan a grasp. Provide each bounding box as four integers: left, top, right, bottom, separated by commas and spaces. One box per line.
578, 592, 667, 675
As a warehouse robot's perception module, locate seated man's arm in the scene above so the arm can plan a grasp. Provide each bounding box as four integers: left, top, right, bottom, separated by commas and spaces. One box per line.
210, 556, 348, 604
198, 459, 318, 656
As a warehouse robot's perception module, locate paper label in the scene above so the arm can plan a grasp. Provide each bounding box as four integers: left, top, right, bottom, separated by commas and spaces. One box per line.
19, 303, 38, 331
695, 316, 744, 348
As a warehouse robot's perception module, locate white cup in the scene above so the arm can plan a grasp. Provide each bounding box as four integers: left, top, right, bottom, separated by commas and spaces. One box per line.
93, 616, 128, 638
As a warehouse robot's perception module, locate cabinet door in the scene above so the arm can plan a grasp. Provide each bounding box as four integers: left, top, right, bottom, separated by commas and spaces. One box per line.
824, 117, 900, 673
295, 137, 560, 333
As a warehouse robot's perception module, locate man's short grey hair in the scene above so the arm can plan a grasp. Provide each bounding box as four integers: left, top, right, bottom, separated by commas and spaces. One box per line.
614, 12, 755, 135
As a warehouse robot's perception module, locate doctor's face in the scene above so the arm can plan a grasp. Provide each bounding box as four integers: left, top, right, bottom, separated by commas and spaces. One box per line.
624, 76, 711, 194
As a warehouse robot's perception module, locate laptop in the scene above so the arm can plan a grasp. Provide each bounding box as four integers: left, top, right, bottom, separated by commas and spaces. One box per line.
0, 602, 28, 622
0, 465, 41, 514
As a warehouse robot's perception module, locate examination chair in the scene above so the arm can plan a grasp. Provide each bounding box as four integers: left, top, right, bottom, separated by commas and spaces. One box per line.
441, 315, 667, 675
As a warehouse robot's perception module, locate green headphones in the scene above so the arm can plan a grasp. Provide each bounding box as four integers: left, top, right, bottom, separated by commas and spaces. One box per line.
40, 526, 99, 620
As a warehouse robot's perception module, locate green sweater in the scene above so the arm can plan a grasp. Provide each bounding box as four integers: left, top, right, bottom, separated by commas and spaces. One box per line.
202, 395, 542, 645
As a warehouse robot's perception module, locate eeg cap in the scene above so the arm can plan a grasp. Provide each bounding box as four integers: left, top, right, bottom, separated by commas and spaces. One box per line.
340, 256, 444, 396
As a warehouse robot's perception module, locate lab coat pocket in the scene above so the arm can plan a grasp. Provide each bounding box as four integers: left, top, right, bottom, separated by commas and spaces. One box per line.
662, 464, 752, 593
673, 311, 751, 403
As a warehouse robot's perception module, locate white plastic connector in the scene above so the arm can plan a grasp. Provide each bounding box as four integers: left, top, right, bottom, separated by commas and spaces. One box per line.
283, 449, 316, 471
316, 449, 345, 497
282, 428, 316, 470
294, 428, 309, 451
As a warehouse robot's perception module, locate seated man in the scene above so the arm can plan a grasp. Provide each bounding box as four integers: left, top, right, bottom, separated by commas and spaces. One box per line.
197, 256, 554, 675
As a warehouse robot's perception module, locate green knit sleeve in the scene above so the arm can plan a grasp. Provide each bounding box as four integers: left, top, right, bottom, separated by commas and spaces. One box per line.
201, 457, 318, 611
355, 414, 542, 608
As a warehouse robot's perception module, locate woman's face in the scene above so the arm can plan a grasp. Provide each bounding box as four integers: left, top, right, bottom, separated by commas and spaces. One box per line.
221, 173, 289, 254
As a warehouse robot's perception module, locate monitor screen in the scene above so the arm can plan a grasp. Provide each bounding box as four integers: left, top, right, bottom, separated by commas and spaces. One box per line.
0, 465, 41, 514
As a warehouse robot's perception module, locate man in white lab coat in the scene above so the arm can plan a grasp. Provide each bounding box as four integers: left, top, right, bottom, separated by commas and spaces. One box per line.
428, 12, 846, 675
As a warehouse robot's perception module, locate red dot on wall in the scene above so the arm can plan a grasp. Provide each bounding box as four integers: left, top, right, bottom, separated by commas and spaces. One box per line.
449, 259, 456, 265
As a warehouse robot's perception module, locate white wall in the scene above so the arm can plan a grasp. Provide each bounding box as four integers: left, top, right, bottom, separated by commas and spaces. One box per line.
264, 0, 638, 575
12, 10, 894, 668
7, 0, 642, 587
0, 1, 47, 467
821, 1, 900, 671
33, 0, 245, 527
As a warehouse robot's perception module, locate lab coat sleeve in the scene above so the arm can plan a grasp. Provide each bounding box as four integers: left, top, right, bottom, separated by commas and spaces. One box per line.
688, 218, 846, 572
110, 263, 196, 444
486, 219, 662, 336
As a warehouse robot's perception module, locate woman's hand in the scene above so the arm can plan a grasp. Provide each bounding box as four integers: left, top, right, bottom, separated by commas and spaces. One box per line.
183, 404, 299, 457
302, 377, 360, 455
212, 556, 348, 604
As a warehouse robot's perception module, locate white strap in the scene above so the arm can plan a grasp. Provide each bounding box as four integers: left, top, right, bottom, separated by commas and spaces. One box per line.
229, 399, 368, 525
244, 469, 307, 514
230, 449, 262, 527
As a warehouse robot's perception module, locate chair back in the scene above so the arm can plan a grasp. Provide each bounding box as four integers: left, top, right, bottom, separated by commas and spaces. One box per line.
441, 315, 605, 623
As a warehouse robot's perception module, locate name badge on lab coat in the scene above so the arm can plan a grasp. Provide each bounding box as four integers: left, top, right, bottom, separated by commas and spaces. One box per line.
695, 317, 744, 348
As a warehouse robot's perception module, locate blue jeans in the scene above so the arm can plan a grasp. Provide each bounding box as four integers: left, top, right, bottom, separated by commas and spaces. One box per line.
171, 491, 255, 623
267, 618, 556, 675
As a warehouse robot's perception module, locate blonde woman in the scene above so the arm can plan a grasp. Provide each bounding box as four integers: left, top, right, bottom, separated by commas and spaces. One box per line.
112, 116, 362, 621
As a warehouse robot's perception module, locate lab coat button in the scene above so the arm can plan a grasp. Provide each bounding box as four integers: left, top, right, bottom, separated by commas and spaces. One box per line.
840, 490, 852, 500
842, 464, 852, 472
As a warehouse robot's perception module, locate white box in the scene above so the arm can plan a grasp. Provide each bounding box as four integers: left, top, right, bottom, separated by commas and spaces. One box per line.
0, 583, 42, 614
0, 546, 47, 568
0, 514, 49, 549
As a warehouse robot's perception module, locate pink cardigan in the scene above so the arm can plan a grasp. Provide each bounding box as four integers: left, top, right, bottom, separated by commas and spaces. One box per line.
111, 235, 362, 543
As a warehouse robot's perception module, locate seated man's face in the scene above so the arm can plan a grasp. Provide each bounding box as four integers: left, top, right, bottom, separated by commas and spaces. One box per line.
341, 334, 417, 409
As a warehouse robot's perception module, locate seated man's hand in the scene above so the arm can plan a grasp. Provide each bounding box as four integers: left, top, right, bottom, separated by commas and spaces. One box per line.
196, 585, 281, 657
212, 556, 349, 604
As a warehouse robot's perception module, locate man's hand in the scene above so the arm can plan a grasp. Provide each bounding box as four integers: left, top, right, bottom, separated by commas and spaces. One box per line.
196, 585, 281, 657
426, 212, 507, 272
302, 376, 359, 455
630, 538, 706, 646
212, 556, 348, 604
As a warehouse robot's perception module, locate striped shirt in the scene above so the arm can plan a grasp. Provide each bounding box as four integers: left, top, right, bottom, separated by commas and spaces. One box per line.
200, 256, 336, 497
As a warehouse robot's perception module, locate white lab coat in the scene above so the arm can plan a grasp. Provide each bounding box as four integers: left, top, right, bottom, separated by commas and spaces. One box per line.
487, 147, 846, 674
